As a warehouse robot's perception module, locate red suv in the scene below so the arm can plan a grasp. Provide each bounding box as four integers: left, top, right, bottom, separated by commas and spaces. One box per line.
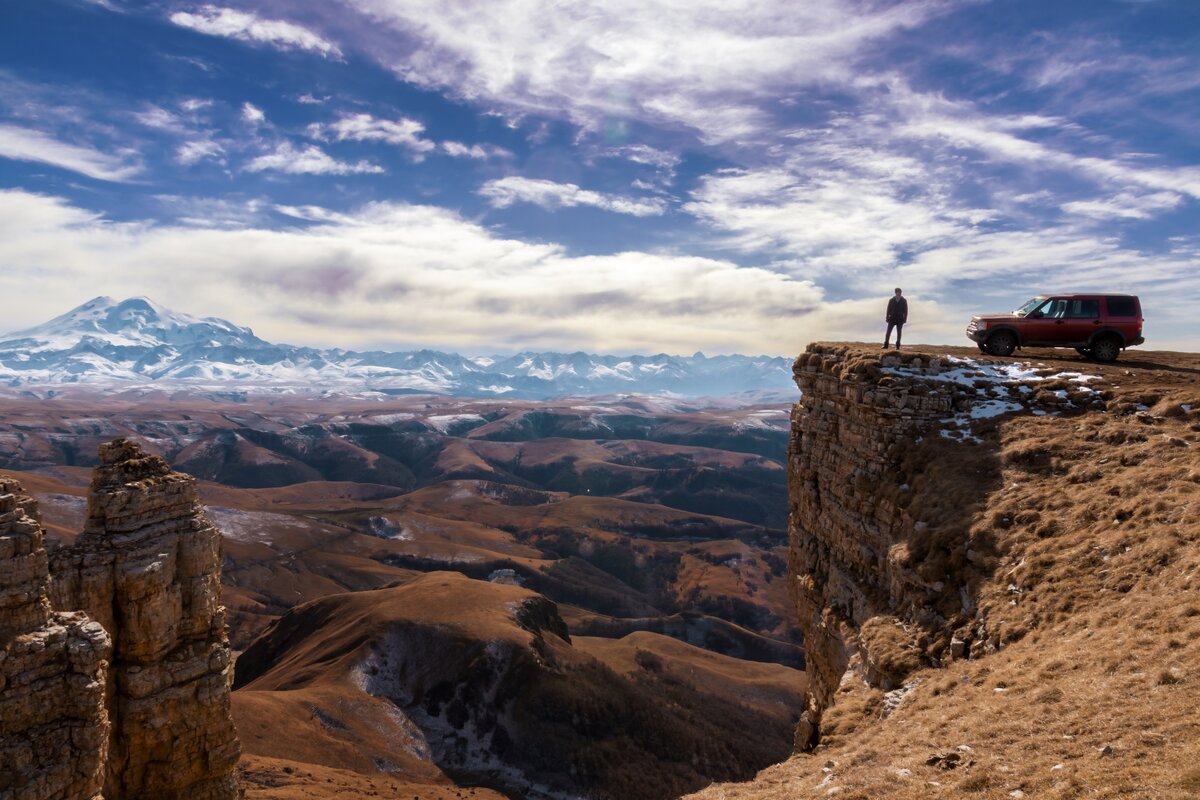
966, 294, 1144, 362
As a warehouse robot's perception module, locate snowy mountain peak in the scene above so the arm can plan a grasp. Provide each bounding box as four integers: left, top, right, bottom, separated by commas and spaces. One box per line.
0, 297, 793, 399
3, 296, 261, 351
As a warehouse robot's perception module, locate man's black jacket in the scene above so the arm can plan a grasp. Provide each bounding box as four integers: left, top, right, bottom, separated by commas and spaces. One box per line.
886, 296, 908, 324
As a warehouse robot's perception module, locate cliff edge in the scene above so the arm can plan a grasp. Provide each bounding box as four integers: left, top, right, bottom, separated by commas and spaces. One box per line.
687, 343, 1200, 799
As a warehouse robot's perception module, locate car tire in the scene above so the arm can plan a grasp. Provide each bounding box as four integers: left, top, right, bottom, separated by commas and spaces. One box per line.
986, 331, 1017, 357
1091, 335, 1121, 363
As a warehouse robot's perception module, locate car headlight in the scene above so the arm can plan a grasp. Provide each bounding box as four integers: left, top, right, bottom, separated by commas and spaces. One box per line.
976, 321, 987, 330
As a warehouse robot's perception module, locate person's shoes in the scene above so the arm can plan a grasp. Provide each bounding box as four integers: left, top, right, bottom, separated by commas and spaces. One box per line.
895, 344, 901, 350
881, 344, 889, 349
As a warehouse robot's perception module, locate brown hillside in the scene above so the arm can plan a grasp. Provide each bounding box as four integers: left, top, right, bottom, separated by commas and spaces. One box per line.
687, 344, 1200, 800
234, 572, 805, 800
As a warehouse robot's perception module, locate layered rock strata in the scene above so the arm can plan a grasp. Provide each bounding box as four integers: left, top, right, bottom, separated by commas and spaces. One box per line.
0, 478, 111, 800
788, 345, 1016, 749
2, 439, 240, 799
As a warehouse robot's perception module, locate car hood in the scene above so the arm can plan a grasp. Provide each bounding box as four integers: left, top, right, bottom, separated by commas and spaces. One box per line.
972, 312, 1021, 321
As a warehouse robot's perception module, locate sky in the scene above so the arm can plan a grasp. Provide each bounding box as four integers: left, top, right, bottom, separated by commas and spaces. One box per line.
0, 0, 1197, 356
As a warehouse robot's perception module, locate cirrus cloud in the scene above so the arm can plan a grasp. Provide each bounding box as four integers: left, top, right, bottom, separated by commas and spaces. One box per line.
169, 5, 343, 58
0, 123, 141, 182
245, 141, 383, 175
480, 176, 667, 217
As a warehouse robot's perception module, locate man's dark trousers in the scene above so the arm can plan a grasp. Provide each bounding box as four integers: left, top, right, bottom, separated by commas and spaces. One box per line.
884, 322, 903, 347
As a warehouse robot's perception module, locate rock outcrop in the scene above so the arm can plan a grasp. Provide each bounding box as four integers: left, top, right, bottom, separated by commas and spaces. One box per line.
2, 440, 240, 799
0, 478, 111, 800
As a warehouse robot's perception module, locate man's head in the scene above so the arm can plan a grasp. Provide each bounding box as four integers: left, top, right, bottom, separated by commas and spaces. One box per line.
894, 287, 903, 296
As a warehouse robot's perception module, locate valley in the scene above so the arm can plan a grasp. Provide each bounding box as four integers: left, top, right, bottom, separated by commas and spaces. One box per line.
0, 390, 804, 799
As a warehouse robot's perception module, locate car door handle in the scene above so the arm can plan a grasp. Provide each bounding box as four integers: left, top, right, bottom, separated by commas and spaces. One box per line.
1054, 320, 1065, 324
1093, 320, 1101, 325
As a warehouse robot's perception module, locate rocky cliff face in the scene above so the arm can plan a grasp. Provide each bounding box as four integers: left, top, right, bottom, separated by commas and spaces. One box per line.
787, 344, 1049, 748
1, 440, 240, 800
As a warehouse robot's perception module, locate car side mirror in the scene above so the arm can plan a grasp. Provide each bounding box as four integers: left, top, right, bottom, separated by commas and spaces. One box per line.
1029, 311, 1044, 319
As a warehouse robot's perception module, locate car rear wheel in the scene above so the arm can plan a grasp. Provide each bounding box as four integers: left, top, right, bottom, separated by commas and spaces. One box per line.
1091, 335, 1121, 363
986, 331, 1017, 357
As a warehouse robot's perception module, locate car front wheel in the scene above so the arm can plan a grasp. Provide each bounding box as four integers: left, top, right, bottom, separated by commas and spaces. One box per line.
1091, 335, 1121, 363
986, 331, 1017, 357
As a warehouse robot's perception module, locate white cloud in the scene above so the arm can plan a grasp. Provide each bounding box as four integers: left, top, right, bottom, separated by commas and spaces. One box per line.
133, 105, 186, 132
1061, 191, 1182, 220
335, 0, 939, 142
600, 144, 680, 173
441, 141, 511, 159
0, 189, 826, 354
241, 102, 266, 124
0, 124, 140, 182
169, 5, 342, 58
177, 138, 225, 165
295, 93, 328, 105
682, 144, 975, 274
308, 113, 435, 156
153, 194, 266, 228
886, 84, 1200, 200
180, 98, 214, 112
480, 176, 667, 217
245, 141, 383, 175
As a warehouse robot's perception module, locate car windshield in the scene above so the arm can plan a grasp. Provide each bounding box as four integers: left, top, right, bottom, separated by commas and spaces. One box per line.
1014, 297, 1045, 317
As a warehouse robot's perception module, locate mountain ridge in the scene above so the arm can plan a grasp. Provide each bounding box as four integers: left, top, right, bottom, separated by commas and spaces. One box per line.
0, 297, 792, 399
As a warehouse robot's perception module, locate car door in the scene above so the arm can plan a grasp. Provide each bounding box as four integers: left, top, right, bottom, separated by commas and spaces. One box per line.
1059, 298, 1101, 344
1023, 297, 1067, 344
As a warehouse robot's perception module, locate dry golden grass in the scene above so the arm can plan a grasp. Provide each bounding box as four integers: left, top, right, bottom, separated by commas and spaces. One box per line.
238, 754, 507, 799
687, 347, 1200, 799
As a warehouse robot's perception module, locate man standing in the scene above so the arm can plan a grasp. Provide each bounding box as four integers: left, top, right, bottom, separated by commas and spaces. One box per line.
884, 288, 907, 349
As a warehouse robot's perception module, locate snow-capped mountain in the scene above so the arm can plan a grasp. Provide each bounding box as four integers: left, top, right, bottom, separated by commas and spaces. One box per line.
0, 297, 793, 398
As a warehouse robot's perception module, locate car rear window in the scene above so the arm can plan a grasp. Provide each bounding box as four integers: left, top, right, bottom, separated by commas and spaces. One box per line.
1106, 296, 1138, 317
1066, 299, 1099, 318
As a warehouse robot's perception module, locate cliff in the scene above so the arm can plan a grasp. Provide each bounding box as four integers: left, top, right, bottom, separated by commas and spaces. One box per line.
687, 343, 1200, 798
1, 440, 240, 799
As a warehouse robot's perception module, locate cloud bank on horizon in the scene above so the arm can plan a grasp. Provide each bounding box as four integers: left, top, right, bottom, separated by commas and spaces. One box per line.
0, 0, 1196, 354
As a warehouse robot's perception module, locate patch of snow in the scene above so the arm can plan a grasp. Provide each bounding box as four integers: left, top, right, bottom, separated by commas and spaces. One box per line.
426, 413, 486, 433
488, 569, 524, 586
203, 506, 314, 543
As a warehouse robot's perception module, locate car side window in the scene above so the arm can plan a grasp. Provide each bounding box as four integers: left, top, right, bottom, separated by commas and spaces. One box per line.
1066, 299, 1099, 318
1033, 299, 1056, 317
1044, 299, 1068, 319
1106, 296, 1137, 317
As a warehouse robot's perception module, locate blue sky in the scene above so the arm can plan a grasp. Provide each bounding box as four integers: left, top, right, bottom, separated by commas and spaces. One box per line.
0, 0, 1196, 355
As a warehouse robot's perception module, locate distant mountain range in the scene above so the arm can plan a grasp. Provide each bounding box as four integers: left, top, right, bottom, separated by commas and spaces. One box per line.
0, 297, 793, 399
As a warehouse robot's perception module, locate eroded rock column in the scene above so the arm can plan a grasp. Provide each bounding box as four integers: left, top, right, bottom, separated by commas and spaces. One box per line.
0, 477, 111, 800
51, 440, 241, 800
